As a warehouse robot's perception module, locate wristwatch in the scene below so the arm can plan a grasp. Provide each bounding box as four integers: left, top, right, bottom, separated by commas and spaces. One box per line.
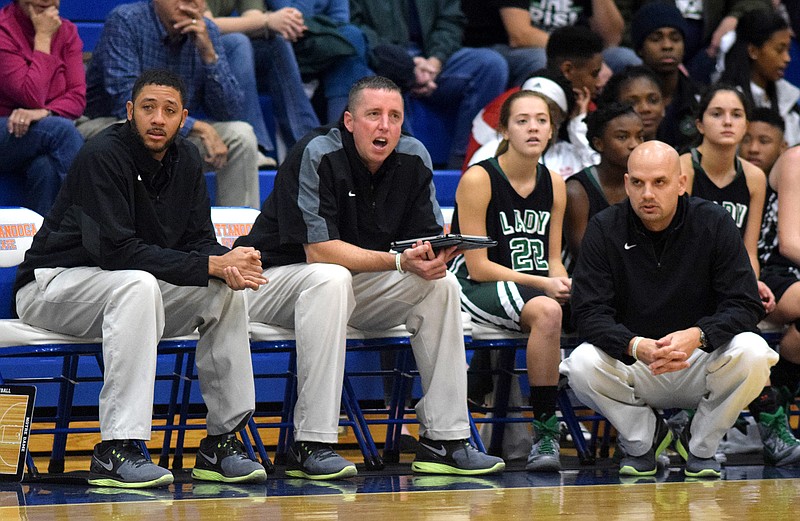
698, 328, 709, 351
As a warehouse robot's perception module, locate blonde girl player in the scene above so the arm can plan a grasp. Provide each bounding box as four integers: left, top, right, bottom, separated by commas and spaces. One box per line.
449, 90, 569, 472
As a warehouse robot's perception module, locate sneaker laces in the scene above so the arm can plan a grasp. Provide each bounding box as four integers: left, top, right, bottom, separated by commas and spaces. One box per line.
112, 441, 150, 468
763, 408, 800, 446
300, 442, 340, 461
533, 417, 560, 453
214, 435, 249, 459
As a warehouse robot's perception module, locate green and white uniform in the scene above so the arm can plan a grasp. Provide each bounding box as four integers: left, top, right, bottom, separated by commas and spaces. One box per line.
450, 158, 554, 330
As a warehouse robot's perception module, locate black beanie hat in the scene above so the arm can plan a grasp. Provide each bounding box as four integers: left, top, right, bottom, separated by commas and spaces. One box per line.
630, 3, 689, 51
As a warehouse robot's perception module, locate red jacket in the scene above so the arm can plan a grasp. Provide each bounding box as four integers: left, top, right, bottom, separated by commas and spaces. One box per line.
0, 2, 86, 118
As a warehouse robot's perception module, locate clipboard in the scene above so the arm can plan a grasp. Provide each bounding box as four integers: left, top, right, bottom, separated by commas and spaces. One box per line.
391, 234, 498, 252
0, 385, 35, 482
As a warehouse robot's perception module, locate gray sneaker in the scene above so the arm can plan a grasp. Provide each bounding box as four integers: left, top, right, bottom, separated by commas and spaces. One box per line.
412, 437, 506, 475
685, 452, 721, 478
286, 442, 358, 480
619, 412, 673, 477
88, 440, 174, 488
525, 415, 561, 472
192, 433, 267, 483
758, 406, 800, 466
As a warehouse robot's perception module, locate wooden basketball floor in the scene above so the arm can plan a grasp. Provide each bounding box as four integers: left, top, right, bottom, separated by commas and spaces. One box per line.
1, 460, 799, 520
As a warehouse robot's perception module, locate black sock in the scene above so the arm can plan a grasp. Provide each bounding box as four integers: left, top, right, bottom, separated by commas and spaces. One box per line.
529, 386, 558, 421
748, 386, 779, 419
97, 439, 140, 451
770, 357, 800, 399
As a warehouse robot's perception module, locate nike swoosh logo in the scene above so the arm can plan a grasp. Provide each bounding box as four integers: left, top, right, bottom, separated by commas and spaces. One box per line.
348, 191, 356, 197
420, 443, 448, 457
98, 458, 114, 471
624, 243, 637, 250
199, 450, 218, 465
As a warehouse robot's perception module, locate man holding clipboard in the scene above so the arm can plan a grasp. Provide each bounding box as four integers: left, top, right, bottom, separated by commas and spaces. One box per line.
235, 76, 505, 481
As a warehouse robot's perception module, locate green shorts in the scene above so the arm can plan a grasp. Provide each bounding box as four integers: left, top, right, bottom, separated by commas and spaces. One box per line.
451, 257, 544, 331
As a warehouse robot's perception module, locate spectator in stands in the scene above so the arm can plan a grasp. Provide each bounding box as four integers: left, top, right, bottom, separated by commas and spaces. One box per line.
464, 27, 609, 175
546, 26, 606, 104
563, 102, 643, 272
450, 90, 569, 472
82, 0, 261, 209
561, 140, 777, 478
13, 70, 268, 488
203, 0, 321, 150
742, 107, 788, 177
349, 0, 508, 169
234, 76, 506, 480
600, 66, 666, 142
465, 69, 595, 179
0, 0, 85, 216
719, 9, 799, 146
615, 0, 774, 85
680, 84, 800, 466
267, 0, 373, 123
630, 3, 703, 153
462, 0, 640, 87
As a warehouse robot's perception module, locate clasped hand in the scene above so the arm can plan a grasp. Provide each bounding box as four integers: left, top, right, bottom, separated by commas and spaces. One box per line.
216, 246, 268, 290
636, 327, 701, 376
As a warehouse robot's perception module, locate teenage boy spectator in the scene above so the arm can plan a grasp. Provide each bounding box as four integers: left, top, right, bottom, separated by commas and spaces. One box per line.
630, 3, 703, 153
463, 27, 606, 172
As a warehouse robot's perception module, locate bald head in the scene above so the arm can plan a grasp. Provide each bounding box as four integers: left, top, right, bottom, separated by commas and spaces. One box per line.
628, 141, 680, 176
625, 141, 686, 231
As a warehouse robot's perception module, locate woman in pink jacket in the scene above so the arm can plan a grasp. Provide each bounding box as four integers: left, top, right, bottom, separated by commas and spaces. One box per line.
0, 0, 85, 215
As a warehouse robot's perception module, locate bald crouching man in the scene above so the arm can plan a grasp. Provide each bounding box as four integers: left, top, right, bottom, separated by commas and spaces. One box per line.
560, 141, 777, 479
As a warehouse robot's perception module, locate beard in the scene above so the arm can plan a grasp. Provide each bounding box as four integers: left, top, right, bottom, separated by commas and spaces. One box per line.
130, 112, 178, 157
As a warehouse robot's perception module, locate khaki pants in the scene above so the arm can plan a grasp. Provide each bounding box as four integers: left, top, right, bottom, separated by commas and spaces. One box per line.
560, 333, 777, 458
246, 264, 472, 443
16, 267, 255, 440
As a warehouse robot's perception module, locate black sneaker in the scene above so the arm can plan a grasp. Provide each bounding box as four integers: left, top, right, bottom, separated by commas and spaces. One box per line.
286, 441, 357, 480
192, 433, 267, 483
674, 415, 722, 478
619, 412, 673, 477
88, 440, 174, 488
412, 437, 506, 475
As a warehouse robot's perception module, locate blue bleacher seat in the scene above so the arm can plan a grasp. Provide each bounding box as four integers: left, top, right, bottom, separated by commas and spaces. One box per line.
406, 99, 456, 168
787, 38, 800, 89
